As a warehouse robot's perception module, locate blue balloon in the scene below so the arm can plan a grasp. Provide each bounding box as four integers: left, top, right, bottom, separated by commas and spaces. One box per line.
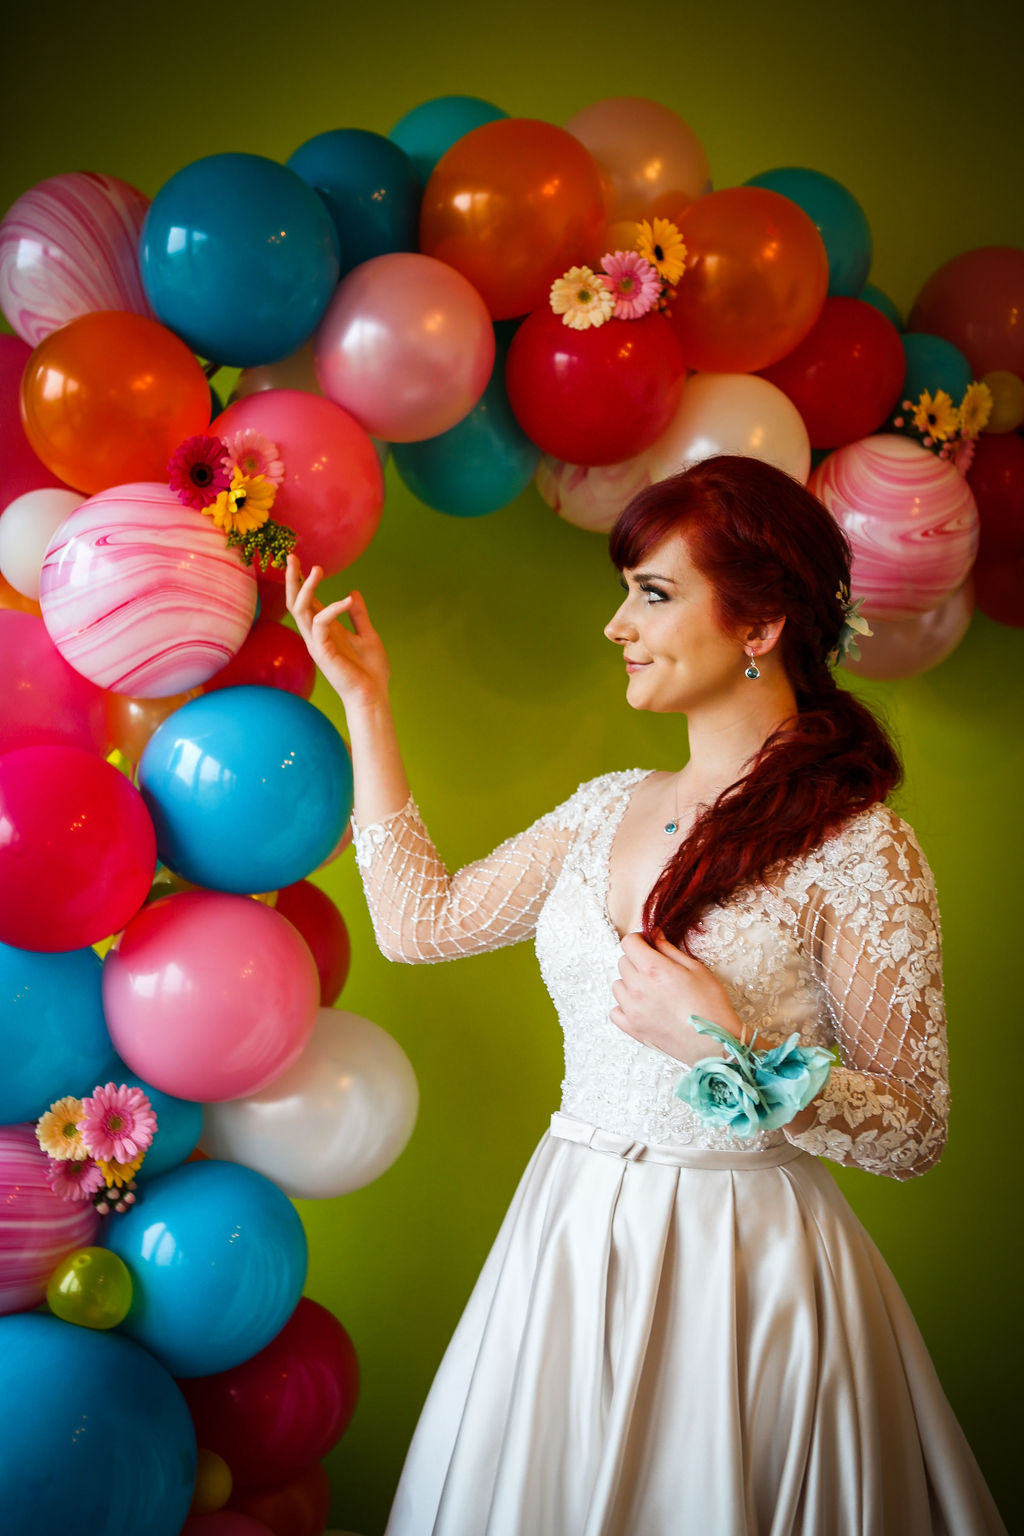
389, 94, 508, 186
860, 282, 903, 331
107, 1061, 202, 1181
744, 167, 872, 297
140, 152, 340, 367
900, 332, 973, 406
0, 942, 117, 1122
287, 129, 420, 278
137, 686, 352, 894
103, 1159, 307, 1377
0, 1313, 196, 1535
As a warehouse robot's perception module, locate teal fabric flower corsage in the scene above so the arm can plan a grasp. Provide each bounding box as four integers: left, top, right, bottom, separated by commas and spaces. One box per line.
674, 1016, 833, 1140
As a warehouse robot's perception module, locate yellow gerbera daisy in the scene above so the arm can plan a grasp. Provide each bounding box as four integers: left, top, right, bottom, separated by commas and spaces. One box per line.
36, 1096, 87, 1160
97, 1150, 146, 1187
549, 266, 615, 330
635, 218, 687, 286
204, 472, 275, 535
957, 380, 993, 439
912, 389, 959, 443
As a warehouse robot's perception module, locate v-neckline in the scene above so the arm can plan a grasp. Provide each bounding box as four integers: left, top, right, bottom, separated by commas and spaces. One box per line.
598, 769, 659, 945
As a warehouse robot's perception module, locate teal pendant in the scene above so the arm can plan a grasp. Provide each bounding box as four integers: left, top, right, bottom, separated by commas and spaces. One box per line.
664, 821, 678, 835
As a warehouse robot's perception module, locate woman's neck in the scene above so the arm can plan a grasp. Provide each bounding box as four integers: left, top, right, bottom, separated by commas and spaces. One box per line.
678, 671, 799, 800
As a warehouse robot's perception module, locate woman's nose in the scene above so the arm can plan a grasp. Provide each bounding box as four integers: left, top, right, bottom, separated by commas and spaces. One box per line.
604, 602, 637, 644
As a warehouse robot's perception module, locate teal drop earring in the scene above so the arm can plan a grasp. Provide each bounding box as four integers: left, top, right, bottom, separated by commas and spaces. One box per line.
744, 649, 760, 680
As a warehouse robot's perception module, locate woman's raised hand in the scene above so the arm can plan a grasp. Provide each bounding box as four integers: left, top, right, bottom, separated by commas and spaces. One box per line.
285, 554, 390, 712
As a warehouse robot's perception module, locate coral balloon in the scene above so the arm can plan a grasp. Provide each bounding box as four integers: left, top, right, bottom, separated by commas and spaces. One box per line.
0, 171, 152, 347
648, 373, 811, 485
212, 391, 384, 578
314, 253, 494, 442
0, 611, 107, 755
103, 891, 320, 1102
966, 432, 1024, 559
744, 168, 872, 298
0, 1127, 99, 1315
0, 745, 155, 952
420, 118, 606, 320
564, 95, 710, 224
505, 307, 685, 467
203, 620, 315, 698
809, 436, 979, 620
908, 246, 1024, 378
39, 482, 256, 696
0, 487, 84, 599
668, 187, 828, 373
843, 580, 974, 680
272, 881, 351, 1004
534, 451, 653, 533
228, 1462, 332, 1536
46, 1246, 133, 1330
0, 335, 68, 509
180, 1297, 359, 1494
759, 297, 905, 448
20, 311, 211, 494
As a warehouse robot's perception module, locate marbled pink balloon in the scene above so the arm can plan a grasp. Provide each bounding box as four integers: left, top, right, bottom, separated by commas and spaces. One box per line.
844, 579, 975, 681
535, 451, 652, 534
39, 483, 257, 697
0, 1124, 99, 1316
809, 435, 979, 620
0, 171, 153, 347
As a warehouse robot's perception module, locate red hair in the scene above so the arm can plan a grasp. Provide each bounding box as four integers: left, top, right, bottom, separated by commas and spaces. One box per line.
609, 455, 901, 949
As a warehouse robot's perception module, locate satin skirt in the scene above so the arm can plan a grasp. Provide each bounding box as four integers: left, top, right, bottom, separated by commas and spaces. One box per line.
386, 1115, 1005, 1536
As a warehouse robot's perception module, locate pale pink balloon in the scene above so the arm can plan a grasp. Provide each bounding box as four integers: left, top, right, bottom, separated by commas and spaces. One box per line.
314, 252, 495, 442
0, 487, 84, 599
38, 482, 257, 696
809, 436, 979, 620
0, 1125, 100, 1316
102, 892, 320, 1103
564, 95, 711, 223
534, 451, 653, 534
648, 373, 811, 485
0, 171, 153, 347
0, 610, 108, 755
844, 579, 975, 680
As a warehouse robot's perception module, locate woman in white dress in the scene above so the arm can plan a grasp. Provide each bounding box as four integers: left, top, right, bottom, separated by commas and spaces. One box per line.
286, 455, 1005, 1536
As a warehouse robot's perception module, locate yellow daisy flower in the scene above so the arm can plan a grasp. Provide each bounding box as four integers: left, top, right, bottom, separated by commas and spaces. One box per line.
912, 389, 959, 443
204, 472, 275, 535
97, 1150, 146, 1187
549, 266, 615, 330
957, 380, 993, 438
36, 1096, 87, 1161
635, 218, 687, 286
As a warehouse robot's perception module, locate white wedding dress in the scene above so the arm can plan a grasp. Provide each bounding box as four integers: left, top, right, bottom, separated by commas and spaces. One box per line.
353, 770, 1005, 1536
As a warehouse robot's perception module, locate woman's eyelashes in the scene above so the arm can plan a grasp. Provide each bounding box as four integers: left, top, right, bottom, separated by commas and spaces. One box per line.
618, 577, 670, 604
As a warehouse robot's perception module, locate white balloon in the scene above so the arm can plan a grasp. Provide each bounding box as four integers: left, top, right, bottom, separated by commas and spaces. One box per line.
0, 488, 84, 598
647, 372, 811, 485
201, 1008, 418, 1199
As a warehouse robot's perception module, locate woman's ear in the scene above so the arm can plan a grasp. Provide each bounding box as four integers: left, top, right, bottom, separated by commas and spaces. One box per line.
742, 615, 786, 656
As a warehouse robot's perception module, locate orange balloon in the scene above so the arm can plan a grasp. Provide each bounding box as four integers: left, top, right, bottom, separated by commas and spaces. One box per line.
20, 311, 211, 493
105, 687, 197, 763
668, 187, 828, 374
419, 118, 606, 320
0, 569, 41, 615
564, 95, 711, 224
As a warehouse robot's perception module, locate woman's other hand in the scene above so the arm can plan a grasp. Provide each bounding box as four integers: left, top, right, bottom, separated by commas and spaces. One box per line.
285, 554, 390, 712
610, 932, 745, 1066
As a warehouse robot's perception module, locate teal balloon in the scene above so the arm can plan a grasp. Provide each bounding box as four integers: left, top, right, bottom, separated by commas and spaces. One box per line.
287, 129, 420, 278
0, 1313, 196, 1536
109, 1061, 203, 1181
0, 942, 116, 1123
104, 1159, 307, 1377
900, 332, 973, 406
389, 94, 508, 186
744, 167, 872, 297
860, 283, 903, 331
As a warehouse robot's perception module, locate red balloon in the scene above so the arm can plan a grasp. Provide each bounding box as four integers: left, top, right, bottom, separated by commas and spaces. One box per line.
272, 880, 351, 1005
965, 432, 1024, 560
0, 334, 67, 507
181, 1516, 275, 1536
908, 246, 1024, 378
0, 744, 156, 951
0, 611, 108, 756
180, 1297, 360, 1495
203, 621, 316, 699
228, 1463, 332, 1536
255, 577, 289, 623
972, 549, 1024, 627
759, 297, 905, 448
505, 307, 685, 467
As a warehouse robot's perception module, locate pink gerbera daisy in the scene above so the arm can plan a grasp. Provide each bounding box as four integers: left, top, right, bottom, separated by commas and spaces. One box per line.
78, 1083, 157, 1164
223, 429, 285, 489
600, 251, 662, 320
47, 1156, 105, 1202
168, 435, 231, 509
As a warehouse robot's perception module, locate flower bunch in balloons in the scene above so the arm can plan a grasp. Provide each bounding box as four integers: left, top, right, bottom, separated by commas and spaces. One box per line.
36, 1082, 157, 1213
890, 380, 994, 476
167, 428, 297, 570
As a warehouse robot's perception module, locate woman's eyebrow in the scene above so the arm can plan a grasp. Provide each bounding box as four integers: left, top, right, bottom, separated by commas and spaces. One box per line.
629, 571, 678, 584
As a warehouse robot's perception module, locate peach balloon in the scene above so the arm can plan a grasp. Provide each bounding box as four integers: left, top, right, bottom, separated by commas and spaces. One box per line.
232, 338, 322, 402
648, 373, 811, 486
564, 96, 711, 224
843, 580, 974, 680
534, 451, 653, 534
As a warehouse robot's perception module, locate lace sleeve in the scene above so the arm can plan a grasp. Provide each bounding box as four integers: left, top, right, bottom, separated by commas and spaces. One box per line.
350, 783, 593, 964
785, 810, 950, 1181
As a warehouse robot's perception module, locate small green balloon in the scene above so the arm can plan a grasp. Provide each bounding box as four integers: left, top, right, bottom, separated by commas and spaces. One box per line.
46, 1246, 133, 1331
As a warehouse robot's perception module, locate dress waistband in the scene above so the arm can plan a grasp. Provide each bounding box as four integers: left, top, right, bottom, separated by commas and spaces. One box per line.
548, 1111, 807, 1171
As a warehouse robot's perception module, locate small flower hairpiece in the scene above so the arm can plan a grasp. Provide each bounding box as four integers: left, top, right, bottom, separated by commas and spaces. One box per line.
827, 581, 873, 668
167, 431, 297, 571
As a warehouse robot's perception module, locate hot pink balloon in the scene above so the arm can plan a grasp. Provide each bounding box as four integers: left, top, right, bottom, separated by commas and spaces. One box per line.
0, 1125, 100, 1316
212, 391, 384, 581
0, 745, 156, 952
38, 482, 257, 696
844, 580, 975, 681
314, 252, 495, 442
0, 334, 68, 508
102, 892, 320, 1103
534, 451, 653, 534
0, 171, 152, 347
809, 436, 979, 620
0, 611, 108, 755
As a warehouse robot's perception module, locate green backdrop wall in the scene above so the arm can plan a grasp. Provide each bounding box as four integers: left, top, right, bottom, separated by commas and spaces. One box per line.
4, 2, 1022, 1531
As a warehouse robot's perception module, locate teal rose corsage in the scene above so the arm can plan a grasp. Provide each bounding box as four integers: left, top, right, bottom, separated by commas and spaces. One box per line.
673, 1016, 833, 1139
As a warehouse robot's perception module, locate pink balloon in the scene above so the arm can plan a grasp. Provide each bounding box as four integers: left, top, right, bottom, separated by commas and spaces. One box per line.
844, 580, 975, 680
0, 171, 152, 347
0, 1125, 100, 1316
0, 745, 156, 952
212, 391, 384, 581
0, 334, 68, 508
648, 373, 811, 485
534, 451, 653, 533
809, 436, 979, 620
39, 482, 257, 696
0, 611, 108, 755
314, 252, 495, 442
102, 892, 320, 1102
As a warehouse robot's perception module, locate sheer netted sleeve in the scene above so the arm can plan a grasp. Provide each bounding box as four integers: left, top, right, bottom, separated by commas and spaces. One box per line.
783, 810, 949, 1180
